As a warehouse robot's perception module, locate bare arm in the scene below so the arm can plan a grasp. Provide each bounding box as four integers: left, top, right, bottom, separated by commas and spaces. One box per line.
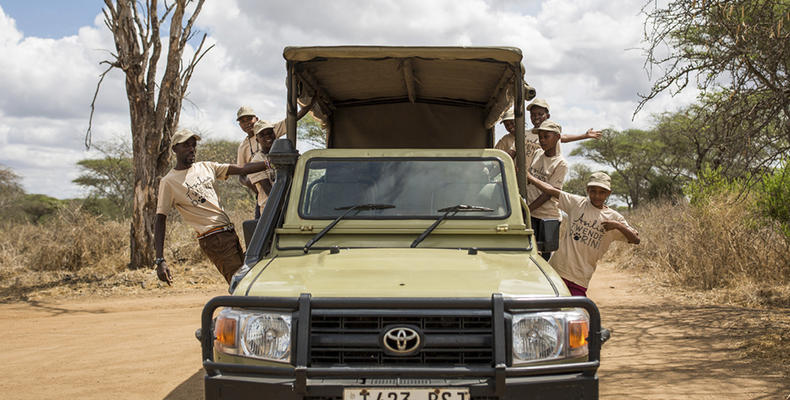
154, 213, 173, 285
227, 160, 271, 176
296, 97, 316, 120
561, 129, 602, 143
601, 220, 641, 244
527, 172, 561, 198
528, 193, 552, 212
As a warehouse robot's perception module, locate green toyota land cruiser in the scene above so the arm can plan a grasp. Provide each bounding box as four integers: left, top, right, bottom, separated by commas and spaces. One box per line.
199, 46, 604, 400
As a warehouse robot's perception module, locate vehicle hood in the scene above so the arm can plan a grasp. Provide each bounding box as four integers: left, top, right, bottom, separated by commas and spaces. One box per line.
237, 248, 563, 298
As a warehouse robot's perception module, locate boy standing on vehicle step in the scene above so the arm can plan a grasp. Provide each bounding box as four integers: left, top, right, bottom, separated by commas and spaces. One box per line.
526, 171, 640, 296
247, 120, 277, 209
154, 129, 273, 285
525, 120, 568, 261
495, 98, 602, 169
235, 106, 263, 217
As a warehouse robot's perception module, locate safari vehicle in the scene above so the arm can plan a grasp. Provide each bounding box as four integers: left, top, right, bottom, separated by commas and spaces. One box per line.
199, 46, 604, 400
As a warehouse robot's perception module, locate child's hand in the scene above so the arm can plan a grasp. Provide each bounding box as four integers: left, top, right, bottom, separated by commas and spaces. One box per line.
585, 129, 602, 140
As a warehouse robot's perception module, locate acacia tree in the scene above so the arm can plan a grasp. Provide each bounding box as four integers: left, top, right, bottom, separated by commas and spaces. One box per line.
639, 0, 790, 174
571, 128, 693, 208
0, 165, 24, 216
87, 0, 212, 269
73, 141, 134, 215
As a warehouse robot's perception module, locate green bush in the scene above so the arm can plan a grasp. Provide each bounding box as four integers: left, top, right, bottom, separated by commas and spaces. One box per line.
756, 158, 790, 238
683, 165, 742, 206
20, 194, 66, 224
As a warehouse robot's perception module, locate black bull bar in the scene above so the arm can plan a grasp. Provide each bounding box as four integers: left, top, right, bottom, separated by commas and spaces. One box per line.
200, 294, 601, 397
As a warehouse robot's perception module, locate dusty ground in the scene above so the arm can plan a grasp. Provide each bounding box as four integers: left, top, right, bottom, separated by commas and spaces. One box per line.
590, 265, 788, 399
0, 263, 787, 399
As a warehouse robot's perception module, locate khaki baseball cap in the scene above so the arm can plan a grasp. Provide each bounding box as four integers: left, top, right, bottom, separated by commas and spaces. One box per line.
527, 98, 550, 112
253, 120, 274, 134
236, 105, 256, 121
500, 108, 515, 123
171, 129, 201, 147
587, 172, 612, 191
536, 119, 562, 134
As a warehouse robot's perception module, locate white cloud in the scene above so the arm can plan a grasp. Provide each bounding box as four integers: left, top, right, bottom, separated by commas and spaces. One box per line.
0, 0, 699, 199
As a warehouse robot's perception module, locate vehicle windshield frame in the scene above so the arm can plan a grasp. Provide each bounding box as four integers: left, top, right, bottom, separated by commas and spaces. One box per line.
297, 156, 512, 220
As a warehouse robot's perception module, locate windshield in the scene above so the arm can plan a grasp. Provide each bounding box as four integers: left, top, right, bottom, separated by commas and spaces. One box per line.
299, 158, 510, 219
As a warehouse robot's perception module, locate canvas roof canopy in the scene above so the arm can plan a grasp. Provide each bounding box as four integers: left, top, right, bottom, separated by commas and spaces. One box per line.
283, 46, 526, 149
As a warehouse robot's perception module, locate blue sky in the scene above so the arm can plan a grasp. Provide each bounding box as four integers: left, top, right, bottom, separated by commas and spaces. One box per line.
1, 0, 98, 38
0, 0, 698, 199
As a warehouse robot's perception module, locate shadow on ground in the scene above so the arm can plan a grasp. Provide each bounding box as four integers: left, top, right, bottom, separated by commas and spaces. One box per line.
599, 302, 789, 399
164, 369, 204, 400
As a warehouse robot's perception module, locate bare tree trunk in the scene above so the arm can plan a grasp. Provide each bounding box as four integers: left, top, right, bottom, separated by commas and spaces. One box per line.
88, 0, 211, 269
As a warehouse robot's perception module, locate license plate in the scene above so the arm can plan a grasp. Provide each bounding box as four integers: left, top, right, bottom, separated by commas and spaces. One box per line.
344, 388, 470, 400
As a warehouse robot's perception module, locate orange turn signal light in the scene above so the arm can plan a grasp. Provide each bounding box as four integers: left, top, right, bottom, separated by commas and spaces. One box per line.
568, 320, 588, 349
215, 316, 237, 348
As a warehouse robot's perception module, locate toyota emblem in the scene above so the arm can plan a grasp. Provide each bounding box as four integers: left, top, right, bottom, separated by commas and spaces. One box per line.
380, 325, 423, 356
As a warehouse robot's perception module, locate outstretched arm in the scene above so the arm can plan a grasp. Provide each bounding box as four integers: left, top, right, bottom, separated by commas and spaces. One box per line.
601, 220, 641, 244
296, 96, 316, 120
527, 172, 561, 198
528, 193, 552, 212
227, 160, 271, 176
561, 129, 602, 143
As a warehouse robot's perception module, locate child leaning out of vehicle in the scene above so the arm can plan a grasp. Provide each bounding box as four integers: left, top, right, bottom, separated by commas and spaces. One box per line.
526, 171, 640, 296
525, 119, 567, 261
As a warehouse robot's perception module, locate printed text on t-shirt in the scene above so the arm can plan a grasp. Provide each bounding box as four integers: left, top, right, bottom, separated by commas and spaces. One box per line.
569, 213, 605, 249
185, 176, 213, 206
529, 165, 550, 183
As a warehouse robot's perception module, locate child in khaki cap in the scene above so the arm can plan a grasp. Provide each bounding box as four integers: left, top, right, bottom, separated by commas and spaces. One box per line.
247, 120, 277, 208
527, 171, 640, 296
526, 119, 568, 260
495, 98, 602, 169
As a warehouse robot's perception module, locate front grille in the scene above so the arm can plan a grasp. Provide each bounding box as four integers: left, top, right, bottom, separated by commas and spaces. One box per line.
309, 313, 493, 366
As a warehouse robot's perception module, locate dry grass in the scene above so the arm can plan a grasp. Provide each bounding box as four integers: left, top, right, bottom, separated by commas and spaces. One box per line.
0, 204, 255, 302
605, 193, 790, 371
606, 192, 790, 307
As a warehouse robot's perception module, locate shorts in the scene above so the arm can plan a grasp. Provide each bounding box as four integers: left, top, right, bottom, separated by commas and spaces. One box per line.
198, 229, 244, 283
562, 278, 588, 297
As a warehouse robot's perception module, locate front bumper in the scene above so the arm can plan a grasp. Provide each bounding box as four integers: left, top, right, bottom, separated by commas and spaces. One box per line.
205, 374, 598, 400
201, 295, 602, 400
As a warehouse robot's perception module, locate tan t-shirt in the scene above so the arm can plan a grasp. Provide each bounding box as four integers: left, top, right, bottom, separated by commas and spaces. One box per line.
494, 130, 542, 170
156, 162, 232, 235
236, 136, 260, 166
273, 119, 287, 138
549, 192, 634, 288
526, 149, 568, 220
247, 152, 274, 206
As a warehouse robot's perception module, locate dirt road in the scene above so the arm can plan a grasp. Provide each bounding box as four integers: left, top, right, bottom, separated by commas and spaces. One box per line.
0, 264, 786, 399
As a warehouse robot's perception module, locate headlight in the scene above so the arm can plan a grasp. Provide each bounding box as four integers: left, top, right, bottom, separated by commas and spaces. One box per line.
214, 308, 292, 362
512, 309, 589, 364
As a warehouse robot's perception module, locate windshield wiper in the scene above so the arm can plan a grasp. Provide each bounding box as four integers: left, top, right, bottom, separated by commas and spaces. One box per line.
410, 204, 493, 248
303, 203, 395, 253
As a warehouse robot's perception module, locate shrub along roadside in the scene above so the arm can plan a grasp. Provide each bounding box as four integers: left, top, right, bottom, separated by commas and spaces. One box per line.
606, 190, 790, 308
755, 158, 790, 238
0, 204, 254, 302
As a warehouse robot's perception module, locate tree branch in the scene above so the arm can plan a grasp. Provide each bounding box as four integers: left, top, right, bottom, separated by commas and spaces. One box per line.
85, 63, 117, 150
